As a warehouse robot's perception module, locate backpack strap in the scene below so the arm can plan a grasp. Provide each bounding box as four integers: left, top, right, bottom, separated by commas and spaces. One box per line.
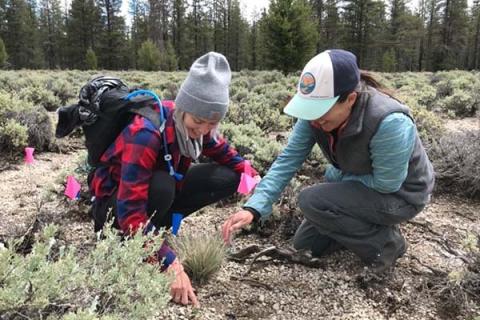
124, 90, 183, 181
131, 106, 162, 129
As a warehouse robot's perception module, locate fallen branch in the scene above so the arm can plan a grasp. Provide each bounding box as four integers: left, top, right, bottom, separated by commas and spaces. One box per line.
244, 245, 324, 275
228, 244, 261, 261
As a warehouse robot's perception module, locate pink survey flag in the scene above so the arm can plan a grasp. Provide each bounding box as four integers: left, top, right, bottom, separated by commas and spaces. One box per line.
237, 160, 258, 195
237, 173, 257, 195
24, 147, 35, 164
243, 160, 253, 177
65, 176, 81, 200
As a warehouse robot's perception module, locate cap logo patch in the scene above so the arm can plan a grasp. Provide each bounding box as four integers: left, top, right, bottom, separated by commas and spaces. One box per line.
299, 72, 315, 95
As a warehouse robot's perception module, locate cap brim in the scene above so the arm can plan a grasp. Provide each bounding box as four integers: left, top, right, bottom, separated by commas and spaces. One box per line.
283, 94, 339, 120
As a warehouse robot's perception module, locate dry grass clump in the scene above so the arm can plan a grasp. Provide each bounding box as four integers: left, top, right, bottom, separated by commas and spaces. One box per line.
172, 232, 226, 285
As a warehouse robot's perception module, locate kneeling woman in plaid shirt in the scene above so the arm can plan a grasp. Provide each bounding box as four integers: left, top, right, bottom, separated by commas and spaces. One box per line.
89, 52, 257, 306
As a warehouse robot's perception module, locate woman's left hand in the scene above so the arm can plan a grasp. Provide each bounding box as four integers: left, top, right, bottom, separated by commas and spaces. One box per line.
168, 259, 199, 307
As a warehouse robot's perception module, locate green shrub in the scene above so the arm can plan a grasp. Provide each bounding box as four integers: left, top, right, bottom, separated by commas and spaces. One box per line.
172, 232, 226, 285
438, 90, 479, 118
0, 91, 54, 153
0, 224, 171, 319
85, 48, 98, 70
221, 122, 283, 173
19, 85, 61, 111
137, 40, 161, 71
411, 106, 445, 144
47, 78, 76, 105
0, 118, 28, 152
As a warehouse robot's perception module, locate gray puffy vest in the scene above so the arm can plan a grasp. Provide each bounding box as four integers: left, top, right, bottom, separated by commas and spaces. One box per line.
312, 85, 435, 206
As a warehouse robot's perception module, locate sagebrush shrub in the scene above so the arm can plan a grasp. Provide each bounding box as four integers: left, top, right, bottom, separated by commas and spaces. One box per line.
221, 122, 283, 172
18, 85, 61, 111
0, 91, 54, 153
0, 118, 28, 152
427, 130, 480, 198
438, 90, 479, 118
0, 224, 171, 319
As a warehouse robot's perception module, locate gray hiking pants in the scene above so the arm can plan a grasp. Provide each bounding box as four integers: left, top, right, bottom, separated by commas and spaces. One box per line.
293, 181, 424, 265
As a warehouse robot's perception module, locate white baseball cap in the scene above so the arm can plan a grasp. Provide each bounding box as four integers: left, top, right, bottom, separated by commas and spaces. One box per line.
284, 49, 360, 120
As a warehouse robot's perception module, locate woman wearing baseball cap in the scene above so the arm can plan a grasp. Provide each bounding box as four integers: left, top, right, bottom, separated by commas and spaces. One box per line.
222, 49, 434, 273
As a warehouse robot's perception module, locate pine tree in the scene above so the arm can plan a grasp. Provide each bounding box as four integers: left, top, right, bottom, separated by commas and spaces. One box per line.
388, 0, 424, 71
323, 0, 339, 49
0, 36, 7, 66
130, 0, 149, 68
39, 0, 65, 68
0, 0, 7, 36
66, 0, 102, 69
226, 0, 249, 70
438, 0, 469, 69
159, 40, 177, 71
96, 0, 128, 69
85, 47, 98, 69
137, 39, 161, 70
171, 0, 188, 68
469, 0, 480, 69
4, 0, 43, 68
261, 0, 317, 73
424, 0, 442, 70
341, 0, 386, 68
148, 0, 170, 51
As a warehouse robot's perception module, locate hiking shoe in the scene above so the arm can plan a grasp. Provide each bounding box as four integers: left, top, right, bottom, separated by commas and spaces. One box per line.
368, 234, 408, 275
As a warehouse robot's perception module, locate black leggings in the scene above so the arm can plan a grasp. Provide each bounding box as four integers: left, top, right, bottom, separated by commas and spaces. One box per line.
146, 163, 240, 228
91, 163, 240, 232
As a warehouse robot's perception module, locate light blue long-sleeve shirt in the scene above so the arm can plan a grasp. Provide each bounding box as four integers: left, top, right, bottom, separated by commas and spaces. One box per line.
244, 113, 416, 219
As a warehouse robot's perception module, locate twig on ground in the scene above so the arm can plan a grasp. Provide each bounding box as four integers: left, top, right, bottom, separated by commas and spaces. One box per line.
409, 255, 448, 277
230, 276, 273, 290
452, 209, 477, 222
203, 291, 227, 299
407, 220, 443, 237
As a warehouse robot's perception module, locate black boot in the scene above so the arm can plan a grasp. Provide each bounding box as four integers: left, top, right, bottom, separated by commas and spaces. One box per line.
368, 227, 407, 274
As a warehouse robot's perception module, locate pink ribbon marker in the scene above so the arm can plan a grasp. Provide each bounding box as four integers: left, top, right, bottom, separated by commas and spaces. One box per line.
24, 147, 35, 164
65, 176, 81, 200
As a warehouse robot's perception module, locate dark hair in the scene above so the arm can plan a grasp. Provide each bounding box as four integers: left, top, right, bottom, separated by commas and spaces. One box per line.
337, 70, 395, 103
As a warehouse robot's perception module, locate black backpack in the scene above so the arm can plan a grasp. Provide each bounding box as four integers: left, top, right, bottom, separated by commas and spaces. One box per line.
56, 76, 162, 167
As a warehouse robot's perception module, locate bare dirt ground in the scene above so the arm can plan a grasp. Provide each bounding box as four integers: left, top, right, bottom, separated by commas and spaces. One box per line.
0, 117, 479, 320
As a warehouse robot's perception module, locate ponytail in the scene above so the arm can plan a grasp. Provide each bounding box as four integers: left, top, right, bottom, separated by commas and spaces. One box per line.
337, 70, 396, 103
359, 70, 395, 98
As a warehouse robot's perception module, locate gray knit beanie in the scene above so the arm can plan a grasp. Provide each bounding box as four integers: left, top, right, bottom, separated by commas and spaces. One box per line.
175, 52, 231, 121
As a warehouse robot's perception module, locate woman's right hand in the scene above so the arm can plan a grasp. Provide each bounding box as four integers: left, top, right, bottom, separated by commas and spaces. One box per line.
222, 210, 255, 244
168, 259, 199, 307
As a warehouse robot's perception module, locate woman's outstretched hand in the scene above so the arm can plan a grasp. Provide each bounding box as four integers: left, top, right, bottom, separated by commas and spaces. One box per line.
222, 210, 254, 244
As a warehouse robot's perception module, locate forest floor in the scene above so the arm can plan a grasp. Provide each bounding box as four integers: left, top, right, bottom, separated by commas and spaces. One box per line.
0, 117, 479, 320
